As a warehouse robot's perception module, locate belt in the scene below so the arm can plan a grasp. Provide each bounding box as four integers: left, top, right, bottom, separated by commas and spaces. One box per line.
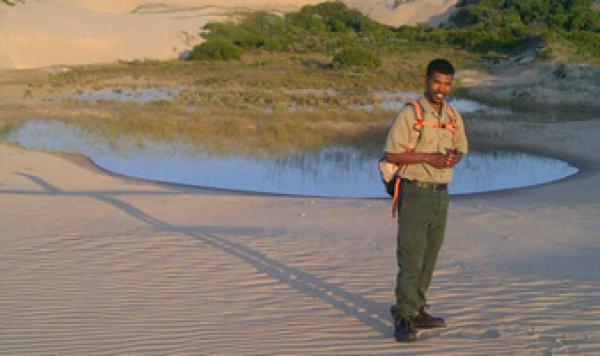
402, 179, 448, 191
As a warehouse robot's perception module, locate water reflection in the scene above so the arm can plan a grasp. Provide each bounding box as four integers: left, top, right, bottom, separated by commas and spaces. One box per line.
70, 88, 511, 116
3, 120, 577, 198
356, 92, 511, 115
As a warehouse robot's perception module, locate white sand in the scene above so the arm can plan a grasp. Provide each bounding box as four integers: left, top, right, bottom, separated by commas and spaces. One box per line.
348, 0, 459, 26
1, 120, 599, 354
0, 1, 211, 69
0, 0, 458, 69
1, 1, 599, 353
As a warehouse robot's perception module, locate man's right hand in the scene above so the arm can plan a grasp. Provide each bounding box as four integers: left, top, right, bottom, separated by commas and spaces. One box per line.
426, 153, 451, 169
426, 153, 461, 169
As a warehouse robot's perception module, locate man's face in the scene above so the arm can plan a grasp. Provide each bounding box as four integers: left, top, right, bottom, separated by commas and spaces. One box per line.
425, 71, 454, 105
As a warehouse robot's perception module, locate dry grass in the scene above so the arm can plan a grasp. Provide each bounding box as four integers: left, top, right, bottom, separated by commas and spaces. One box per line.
1, 49, 479, 154
45, 49, 476, 91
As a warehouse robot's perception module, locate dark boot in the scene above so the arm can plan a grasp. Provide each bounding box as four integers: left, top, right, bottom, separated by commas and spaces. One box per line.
412, 305, 446, 328
394, 317, 417, 342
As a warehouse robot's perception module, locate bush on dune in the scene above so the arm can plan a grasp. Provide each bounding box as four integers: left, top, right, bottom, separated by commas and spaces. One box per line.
190, 0, 600, 63
1, 0, 24, 5
331, 47, 381, 69
450, 0, 600, 58
187, 38, 243, 61
201, 2, 389, 53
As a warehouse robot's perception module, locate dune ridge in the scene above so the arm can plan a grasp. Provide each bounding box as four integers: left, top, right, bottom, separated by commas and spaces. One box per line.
0, 0, 458, 69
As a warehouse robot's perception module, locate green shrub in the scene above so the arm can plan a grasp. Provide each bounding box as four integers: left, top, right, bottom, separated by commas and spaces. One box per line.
567, 10, 600, 32
203, 22, 265, 48
197, 2, 390, 53
1, 0, 24, 5
331, 47, 381, 69
188, 38, 243, 61
294, 2, 381, 33
188, 0, 600, 61
567, 30, 600, 57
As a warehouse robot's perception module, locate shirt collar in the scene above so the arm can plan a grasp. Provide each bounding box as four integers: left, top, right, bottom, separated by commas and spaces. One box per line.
419, 95, 449, 121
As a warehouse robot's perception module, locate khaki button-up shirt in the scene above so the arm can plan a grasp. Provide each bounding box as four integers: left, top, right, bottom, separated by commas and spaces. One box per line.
383, 96, 469, 184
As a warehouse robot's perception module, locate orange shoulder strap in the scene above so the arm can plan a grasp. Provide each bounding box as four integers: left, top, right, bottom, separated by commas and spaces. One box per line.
391, 101, 424, 218
409, 100, 424, 129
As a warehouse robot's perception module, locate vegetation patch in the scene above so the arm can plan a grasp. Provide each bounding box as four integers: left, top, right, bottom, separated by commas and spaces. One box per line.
331, 47, 382, 69
3, 1, 599, 156
0, 0, 24, 5
188, 38, 243, 61
194, 1, 599, 63
450, 0, 600, 62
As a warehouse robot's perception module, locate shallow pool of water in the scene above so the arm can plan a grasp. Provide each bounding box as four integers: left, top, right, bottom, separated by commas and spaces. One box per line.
73, 87, 182, 103
3, 120, 578, 197
70, 88, 511, 116
356, 93, 511, 115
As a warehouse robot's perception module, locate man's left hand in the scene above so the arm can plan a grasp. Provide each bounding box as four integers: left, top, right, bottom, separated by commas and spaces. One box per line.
444, 149, 461, 168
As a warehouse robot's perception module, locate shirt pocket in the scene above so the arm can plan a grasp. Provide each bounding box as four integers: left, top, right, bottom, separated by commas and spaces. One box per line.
415, 126, 437, 152
437, 128, 454, 153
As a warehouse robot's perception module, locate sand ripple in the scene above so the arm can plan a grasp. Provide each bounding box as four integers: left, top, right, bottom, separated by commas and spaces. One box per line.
1, 144, 599, 354
2, 214, 599, 354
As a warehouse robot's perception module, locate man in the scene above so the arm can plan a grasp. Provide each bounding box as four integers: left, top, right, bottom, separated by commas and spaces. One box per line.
383, 58, 468, 342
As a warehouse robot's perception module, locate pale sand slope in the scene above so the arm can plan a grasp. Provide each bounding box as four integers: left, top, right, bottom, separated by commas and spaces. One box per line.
346, 0, 459, 26
1, 120, 599, 354
0, 0, 458, 69
0, 1, 212, 69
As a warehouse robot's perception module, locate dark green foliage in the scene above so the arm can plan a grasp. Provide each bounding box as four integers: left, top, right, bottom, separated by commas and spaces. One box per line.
203, 22, 268, 49
201, 2, 389, 54
331, 47, 382, 69
295, 2, 382, 33
568, 10, 600, 31
567, 30, 600, 57
188, 38, 243, 61
503, 0, 552, 23
203, 15, 294, 52
192, 0, 600, 62
449, 6, 529, 53
451, 0, 600, 58
458, 0, 600, 31
392, 25, 449, 45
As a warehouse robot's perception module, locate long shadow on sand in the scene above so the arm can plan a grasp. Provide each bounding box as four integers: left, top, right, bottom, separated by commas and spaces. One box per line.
5, 172, 393, 337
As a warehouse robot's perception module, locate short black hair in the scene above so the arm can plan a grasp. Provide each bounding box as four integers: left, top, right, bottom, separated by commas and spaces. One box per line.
426, 59, 455, 77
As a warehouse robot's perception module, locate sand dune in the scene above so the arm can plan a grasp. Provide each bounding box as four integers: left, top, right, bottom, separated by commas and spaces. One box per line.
0, 120, 598, 354
52, 0, 325, 13
348, 0, 459, 26
0, 1, 211, 69
2, 1, 598, 353
0, 0, 458, 69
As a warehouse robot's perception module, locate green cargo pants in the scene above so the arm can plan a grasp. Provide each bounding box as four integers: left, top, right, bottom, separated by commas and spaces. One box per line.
390, 181, 449, 321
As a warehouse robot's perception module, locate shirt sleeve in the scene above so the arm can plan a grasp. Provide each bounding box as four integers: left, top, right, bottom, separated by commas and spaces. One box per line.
383, 107, 414, 154
453, 111, 469, 154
